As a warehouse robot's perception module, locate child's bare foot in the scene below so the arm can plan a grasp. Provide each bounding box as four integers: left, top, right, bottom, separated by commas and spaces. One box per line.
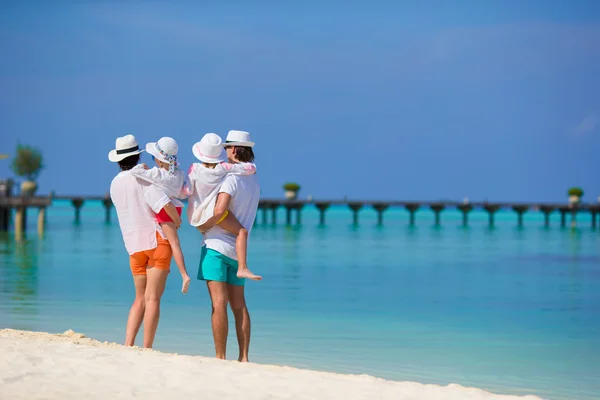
237, 267, 262, 281
182, 275, 191, 294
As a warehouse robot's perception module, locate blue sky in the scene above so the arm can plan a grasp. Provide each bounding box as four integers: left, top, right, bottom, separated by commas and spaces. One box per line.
1, 1, 599, 202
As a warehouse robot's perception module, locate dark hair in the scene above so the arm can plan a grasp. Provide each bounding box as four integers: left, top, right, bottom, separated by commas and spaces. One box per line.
233, 146, 255, 163
118, 154, 140, 171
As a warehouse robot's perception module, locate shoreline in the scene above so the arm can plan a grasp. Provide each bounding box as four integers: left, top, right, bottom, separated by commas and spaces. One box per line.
0, 328, 545, 400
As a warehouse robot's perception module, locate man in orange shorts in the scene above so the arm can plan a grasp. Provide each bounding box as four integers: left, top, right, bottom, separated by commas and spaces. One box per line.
108, 134, 182, 349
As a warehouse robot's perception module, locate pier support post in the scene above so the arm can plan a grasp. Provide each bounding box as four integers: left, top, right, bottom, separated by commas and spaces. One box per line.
458, 204, 473, 227
294, 204, 303, 226
284, 203, 302, 226
540, 206, 554, 227
102, 196, 113, 224
348, 203, 363, 225
72, 198, 84, 224
484, 204, 500, 227
558, 207, 568, 228
261, 205, 268, 225
591, 206, 599, 229
0, 206, 8, 232
15, 206, 25, 239
569, 205, 578, 228
430, 203, 445, 226
285, 204, 292, 226
285, 204, 292, 225
315, 202, 330, 226
0, 179, 14, 232
512, 205, 528, 227
37, 207, 46, 237
373, 203, 389, 226
270, 204, 279, 225
405, 203, 419, 226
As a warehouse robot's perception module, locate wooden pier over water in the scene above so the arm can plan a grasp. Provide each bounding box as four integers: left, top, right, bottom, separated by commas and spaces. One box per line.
255, 199, 599, 229
1, 194, 599, 236
0, 196, 51, 237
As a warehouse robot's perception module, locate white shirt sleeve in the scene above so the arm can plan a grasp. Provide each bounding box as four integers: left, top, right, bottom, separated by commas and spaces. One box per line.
184, 164, 195, 197
142, 182, 171, 214
219, 174, 238, 197
130, 165, 163, 184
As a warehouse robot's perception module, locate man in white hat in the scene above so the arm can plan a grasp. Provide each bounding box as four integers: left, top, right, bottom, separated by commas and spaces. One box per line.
108, 134, 182, 349
197, 130, 260, 362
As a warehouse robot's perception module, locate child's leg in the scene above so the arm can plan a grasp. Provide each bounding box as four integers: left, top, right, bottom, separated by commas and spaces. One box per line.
161, 222, 191, 293
218, 212, 262, 281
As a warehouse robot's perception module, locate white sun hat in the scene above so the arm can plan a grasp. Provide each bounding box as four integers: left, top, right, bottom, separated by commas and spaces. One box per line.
192, 133, 227, 164
108, 134, 144, 162
224, 130, 255, 148
146, 137, 179, 164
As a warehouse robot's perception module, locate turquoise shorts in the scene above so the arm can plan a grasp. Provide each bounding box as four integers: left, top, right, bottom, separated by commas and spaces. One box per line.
197, 246, 245, 286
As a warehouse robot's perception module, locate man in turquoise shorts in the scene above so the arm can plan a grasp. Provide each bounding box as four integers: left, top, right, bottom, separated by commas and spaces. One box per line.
197, 130, 260, 362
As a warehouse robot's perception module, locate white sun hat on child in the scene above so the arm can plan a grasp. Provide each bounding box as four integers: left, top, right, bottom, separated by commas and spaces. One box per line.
108, 134, 144, 162
192, 133, 227, 164
224, 130, 255, 148
146, 137, 179, 164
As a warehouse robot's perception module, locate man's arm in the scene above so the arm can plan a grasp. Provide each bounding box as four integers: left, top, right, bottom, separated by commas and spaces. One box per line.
198, 192, 231, 233
198, 174, 238, 233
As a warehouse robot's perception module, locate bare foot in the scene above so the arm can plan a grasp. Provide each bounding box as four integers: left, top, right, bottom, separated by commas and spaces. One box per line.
237, 268, 262, 281
182, 275, 191, 294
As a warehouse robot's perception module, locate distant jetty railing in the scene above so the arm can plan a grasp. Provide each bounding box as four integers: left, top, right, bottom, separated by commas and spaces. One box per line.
1, 195, 598, 236
255, 199, 599, 229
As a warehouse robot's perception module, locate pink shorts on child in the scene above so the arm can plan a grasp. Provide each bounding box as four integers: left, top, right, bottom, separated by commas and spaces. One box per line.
156, 206, 183, 224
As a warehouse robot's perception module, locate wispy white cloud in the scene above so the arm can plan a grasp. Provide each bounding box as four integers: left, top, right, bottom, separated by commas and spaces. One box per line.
570, 113, 599, 136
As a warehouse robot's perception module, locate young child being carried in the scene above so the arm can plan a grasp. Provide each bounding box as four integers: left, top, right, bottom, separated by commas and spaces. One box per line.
186, 133, 261, 281
130, 137, 192, 293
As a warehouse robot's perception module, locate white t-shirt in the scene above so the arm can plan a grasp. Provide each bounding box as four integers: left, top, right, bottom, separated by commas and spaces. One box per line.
186, 162, 256, 227
203, 173, 260, 260
110, 170, 171, 255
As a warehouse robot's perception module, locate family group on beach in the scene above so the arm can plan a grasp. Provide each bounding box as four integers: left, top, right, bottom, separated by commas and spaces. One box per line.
107, 130, 260, 362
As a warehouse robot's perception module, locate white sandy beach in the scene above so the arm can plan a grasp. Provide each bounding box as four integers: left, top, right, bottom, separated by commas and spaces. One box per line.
0, 329, 544, 400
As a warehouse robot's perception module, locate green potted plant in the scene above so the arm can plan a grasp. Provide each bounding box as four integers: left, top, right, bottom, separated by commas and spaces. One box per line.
567, 187, 584, 205
11, 144, 44, 196
283, 182, 301, 200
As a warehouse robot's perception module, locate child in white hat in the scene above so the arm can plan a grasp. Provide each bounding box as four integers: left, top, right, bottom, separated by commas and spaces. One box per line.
130, 136, 191, 293
187, 133, 261, 281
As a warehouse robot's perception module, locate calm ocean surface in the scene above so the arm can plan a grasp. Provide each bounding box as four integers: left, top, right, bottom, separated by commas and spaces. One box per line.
1, 200, 599, 400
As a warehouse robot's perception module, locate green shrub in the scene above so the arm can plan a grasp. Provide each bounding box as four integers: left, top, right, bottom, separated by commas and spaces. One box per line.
283, 182, 301, 192
11, 144, 44, 181
567, 187, 584, 197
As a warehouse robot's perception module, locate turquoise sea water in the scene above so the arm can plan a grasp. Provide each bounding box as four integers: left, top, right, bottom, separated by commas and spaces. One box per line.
1, 200, 599, 400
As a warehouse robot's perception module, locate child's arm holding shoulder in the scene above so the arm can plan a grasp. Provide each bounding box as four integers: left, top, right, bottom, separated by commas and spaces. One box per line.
220, 162, 256, 176
130, 164, 163, 184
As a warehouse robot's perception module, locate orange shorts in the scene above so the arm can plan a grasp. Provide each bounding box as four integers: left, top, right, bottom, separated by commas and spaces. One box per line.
129, 232, 172, 275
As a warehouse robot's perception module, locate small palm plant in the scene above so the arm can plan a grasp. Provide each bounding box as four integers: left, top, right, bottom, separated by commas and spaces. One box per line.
12, 144, 44, 196
283, 182, 301, 200
567, 187, 583, 205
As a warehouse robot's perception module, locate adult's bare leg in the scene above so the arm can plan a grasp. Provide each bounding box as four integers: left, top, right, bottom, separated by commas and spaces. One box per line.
125, 274, 147, 346
207, 280, 229, 359
143, 267, 169, 348
227, 284, 251, 362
